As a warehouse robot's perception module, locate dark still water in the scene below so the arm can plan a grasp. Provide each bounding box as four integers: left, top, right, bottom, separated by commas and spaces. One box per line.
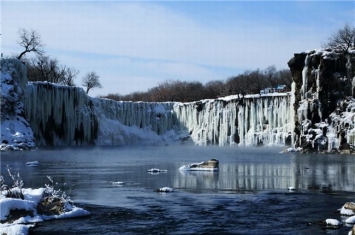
1, 146, 354, 235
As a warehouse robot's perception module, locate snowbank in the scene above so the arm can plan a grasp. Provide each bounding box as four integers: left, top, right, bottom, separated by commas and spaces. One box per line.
0, 186, 89, 235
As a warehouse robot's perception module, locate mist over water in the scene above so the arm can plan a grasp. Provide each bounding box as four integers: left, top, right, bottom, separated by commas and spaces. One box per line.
1, 146, 354, 234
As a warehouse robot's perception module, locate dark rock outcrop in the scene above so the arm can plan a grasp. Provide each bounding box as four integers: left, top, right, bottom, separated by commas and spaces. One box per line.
288, 49, 355, 152
288, 50, 354, 124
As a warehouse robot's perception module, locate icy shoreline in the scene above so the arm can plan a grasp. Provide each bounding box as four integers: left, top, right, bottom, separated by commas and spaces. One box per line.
0, 174, 90, 235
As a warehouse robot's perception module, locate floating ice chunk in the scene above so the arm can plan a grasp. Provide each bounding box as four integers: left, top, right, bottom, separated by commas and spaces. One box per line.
110, 181, 125, 186
26, 161, 39, 167
288, 186, 296, 191
284, 147, 304, 153
147, 168, 167, 173
155, 187, 174, 193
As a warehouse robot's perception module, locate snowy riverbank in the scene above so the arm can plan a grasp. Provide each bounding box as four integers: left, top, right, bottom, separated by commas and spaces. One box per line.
0, 168, 89, 235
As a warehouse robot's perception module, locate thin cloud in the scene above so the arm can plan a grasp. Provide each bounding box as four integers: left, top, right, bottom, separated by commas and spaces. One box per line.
2, 1, 354, 96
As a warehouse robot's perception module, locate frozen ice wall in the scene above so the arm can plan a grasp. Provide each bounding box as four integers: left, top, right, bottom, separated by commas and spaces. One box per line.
24, 82, 98, 146
23, 80, 293, 147
95, 99, 176, 134
93, 98, 180, 146
23, 82, 181, 147
173, 93, 293, 146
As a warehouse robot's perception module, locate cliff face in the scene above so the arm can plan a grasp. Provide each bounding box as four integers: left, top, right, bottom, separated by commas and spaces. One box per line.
0, 59, 35, 150
288, 50, 353, 121
288, 49, 355, 152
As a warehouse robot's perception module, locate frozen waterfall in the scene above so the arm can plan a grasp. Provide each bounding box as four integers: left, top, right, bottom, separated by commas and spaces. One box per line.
174, 94, 293, 146
23, 81, 293, 147
93, 99, 179, 146
0, 54, 291, 148
24, 82, 98, 146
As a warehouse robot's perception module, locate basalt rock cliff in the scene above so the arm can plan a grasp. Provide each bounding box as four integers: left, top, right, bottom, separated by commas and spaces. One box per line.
288, 48, 355, 153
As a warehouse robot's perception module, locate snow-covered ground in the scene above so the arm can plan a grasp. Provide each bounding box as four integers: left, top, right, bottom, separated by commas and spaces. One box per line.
0, 173, 90, 235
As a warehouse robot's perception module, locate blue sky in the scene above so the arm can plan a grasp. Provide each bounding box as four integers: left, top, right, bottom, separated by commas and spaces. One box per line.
2, 1, 354, 97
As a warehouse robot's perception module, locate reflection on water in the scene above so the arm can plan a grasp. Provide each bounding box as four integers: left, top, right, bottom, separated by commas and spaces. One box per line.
172, 153, 355, 193
1, 146, 354, 195
176, 171, 220, 192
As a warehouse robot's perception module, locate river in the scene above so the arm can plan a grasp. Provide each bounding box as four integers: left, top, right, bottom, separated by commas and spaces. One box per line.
1, 145, 354, 234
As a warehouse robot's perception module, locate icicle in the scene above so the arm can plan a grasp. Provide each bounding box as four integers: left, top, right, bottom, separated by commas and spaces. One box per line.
301, 54, 310, 99
315, 68, 320, 99
290, 81, 296, 146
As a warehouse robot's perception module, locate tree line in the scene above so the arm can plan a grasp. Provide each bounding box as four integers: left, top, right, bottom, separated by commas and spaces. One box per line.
103, 66, 292, 102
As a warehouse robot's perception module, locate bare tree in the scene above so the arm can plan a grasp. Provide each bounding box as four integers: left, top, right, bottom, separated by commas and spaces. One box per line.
25, 55, 79, 86
225, 74, 248, 95
82, 71, 102, 94
102, 93, 122, 101
129, 91, 150, 102
184, 81, 204, 102
62, 67, 80, 86
276, 69, 293, 90
31, 55, 58, 82
244, 69, 269, 94
30, 55, 66, 83
264, 65, 277, 87
17, 29, 44, 60
204, 80, 225, 98
148, 81, 172, 101
324, 24, 355, 54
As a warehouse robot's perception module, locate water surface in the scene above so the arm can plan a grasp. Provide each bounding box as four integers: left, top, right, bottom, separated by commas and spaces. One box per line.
1, 146, 354, 234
